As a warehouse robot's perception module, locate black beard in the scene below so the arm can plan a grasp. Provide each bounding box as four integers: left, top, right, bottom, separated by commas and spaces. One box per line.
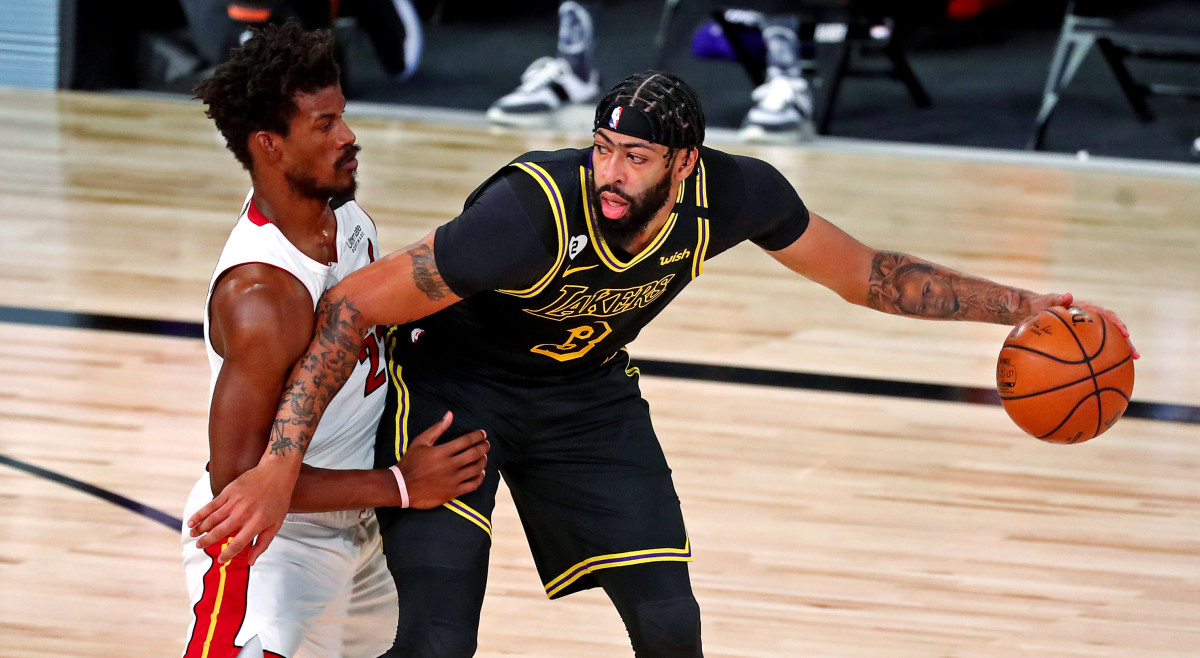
285, 146, 360, 200
285, 169, 357, 201
588, 173, 673, 252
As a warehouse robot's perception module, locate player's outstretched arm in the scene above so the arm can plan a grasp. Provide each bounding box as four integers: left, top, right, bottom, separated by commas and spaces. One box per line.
190, 231, 464, 563
768, 212, 1137, 355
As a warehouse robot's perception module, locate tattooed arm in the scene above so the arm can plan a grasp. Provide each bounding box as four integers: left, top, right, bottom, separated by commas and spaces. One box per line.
206, 263, 317, 497
768, 212, 1136, 341
191, 231, 465, 563
863, 251, 1053, 324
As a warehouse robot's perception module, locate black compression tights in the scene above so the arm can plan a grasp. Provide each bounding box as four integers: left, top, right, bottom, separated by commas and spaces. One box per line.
597, 561, 703, 658
380, 516, 700, 657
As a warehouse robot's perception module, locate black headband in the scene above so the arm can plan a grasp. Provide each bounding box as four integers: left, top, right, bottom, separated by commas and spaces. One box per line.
595, 103, 692, 149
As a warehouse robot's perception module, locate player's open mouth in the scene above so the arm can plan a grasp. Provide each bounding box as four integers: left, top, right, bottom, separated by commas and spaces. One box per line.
599, 191, 628, 220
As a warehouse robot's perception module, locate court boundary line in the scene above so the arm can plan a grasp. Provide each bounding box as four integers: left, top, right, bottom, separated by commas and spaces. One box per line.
0, 453, 182, 530
2, 302, 1194, 532
2, 304, 1195, 424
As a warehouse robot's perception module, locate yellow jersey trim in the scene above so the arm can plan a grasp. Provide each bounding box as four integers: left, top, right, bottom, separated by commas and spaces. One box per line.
691, 217, 710, 280
544, 537, 692, 598
443, 498, 493, 537
499, 162, 568, 298
385, 327, 413, 460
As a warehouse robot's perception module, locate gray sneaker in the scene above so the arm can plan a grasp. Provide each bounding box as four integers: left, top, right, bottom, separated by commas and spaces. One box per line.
487, 57, 600, 126
739, 73, 815, 143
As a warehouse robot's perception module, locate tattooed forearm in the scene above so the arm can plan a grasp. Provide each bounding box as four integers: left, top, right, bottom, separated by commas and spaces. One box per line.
866, 251, 1035, 324
410, 244, 451, 301
268, 418, 307, 457
267, 293, 367, 458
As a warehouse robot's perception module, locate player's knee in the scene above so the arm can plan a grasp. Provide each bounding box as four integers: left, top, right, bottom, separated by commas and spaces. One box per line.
386, 561, 487, 658
631, 596, 702, 657
385, 619, 477, 658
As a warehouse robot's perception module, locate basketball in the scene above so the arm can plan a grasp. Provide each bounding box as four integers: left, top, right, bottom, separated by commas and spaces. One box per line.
996, 306, 1135, 444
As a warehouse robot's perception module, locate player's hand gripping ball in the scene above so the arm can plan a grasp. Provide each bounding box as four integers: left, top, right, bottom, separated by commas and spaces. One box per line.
996, 306, 1135, 444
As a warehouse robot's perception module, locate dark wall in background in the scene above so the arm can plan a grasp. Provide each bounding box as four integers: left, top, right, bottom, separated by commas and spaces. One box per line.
55, 0, 1200, 162
58, 0, 187, 90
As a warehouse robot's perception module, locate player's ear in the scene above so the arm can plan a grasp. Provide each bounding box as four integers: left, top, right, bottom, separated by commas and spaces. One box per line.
674, 147, 698, 180
250, 131, 282, 163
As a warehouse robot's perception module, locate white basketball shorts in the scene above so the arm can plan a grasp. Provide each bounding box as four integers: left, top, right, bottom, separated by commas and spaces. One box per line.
180, 476, 398, 658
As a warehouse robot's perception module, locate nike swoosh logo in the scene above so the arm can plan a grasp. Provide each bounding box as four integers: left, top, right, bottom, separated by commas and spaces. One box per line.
563, 264, 599, 277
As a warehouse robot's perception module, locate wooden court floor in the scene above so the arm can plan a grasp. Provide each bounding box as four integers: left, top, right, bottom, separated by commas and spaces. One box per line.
0, 88, 1198, 657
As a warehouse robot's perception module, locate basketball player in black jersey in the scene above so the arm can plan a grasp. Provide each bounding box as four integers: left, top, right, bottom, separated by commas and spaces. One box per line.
190, 70, 1136, 656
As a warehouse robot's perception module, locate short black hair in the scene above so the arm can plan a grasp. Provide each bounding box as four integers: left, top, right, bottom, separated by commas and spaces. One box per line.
193, 22, 341, 171
593, 71, 705, 150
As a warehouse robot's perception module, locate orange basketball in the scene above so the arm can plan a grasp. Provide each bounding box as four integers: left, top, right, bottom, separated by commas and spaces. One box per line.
996, 306, 1135, 444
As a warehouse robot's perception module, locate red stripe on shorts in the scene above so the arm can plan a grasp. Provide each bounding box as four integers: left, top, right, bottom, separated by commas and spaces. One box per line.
183, 539, 251, 658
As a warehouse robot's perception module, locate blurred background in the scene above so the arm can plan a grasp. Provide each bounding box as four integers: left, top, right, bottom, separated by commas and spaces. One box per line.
4, 1, 1200, 158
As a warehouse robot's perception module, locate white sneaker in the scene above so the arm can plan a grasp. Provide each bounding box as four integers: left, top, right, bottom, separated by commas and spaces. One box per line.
739, 73, 815, 143
487, 57, 600, 126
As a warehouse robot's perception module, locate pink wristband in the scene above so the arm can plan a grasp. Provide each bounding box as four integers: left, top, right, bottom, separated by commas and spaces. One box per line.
388, 464, 410, 508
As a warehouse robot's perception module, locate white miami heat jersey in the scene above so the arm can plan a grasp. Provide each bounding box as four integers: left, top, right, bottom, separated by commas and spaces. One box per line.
203, 191, 388, 470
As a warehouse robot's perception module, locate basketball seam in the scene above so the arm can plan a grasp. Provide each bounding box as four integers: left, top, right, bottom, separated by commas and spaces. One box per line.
1038, 387, 1131, 442
1000, 343, 1091, 365
1046, 308, 1102, 439
998, 354, 1133, 401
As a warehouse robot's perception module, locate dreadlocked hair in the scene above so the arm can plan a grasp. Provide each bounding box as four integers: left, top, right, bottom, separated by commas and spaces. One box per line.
593, 70, 706, 151
193, 21, 340, 171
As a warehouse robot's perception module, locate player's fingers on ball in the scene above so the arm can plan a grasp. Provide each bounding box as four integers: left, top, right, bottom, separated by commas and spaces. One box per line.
1109, 312, 1130, 336
1099, 309, 1139, 358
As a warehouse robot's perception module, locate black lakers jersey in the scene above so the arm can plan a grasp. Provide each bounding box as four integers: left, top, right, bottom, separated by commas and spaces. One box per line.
407, 146, 809, 379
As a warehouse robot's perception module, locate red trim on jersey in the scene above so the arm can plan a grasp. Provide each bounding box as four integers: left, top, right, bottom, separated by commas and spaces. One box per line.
367, 239, 376, 263
183, 539, 251, 658
247, 199, 270, 226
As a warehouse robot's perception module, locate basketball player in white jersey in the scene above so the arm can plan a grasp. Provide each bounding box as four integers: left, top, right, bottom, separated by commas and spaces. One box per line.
182, 22, 489, 658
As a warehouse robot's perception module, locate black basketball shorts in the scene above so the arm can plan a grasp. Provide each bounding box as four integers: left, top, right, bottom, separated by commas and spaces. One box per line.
375, 334, 691, 599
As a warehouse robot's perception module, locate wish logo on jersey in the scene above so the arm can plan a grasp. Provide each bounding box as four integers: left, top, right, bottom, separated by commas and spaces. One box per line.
525, 275, 675, 320
659, 248, 691, 266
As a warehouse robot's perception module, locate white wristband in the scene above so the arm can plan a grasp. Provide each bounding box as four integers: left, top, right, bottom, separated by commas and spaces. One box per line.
388, 464, 410, 508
